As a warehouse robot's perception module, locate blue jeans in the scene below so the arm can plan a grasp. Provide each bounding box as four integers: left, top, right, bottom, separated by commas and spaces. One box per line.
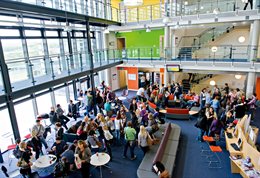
115, 129, 120, 144
39, 136, 48, 149
123, 140, 135, 158
198, 129, 205, 141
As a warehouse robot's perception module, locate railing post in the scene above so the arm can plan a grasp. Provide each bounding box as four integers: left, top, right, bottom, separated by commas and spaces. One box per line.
49, 57, 55, 80
58, 55, 62, 72
66, 55, 71, 75
99, 51, 102, 66
113, 49, 116, 62
79, 53, 83, 71
28, 60, 36, 85
107, 49, 109, 64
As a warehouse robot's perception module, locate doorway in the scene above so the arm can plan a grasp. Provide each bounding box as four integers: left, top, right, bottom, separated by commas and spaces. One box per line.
119, 70, 127, 88
117, 38, 126, 50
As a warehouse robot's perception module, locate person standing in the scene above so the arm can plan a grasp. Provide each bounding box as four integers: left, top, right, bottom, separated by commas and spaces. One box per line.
18, 142, 33, 177
32, 119, 48, 150
75, 140, 92, 178
138, 125, 153, 155
243, 0, 253, 10
31, 130, 42, 159
67, 100, 77, 121
123, 121, 137, 160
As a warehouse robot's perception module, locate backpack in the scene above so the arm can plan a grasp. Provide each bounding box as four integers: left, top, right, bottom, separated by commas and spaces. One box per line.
13, 146, 22, 159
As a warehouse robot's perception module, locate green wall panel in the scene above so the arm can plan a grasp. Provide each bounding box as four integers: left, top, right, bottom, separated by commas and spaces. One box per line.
116, 29, 164, 58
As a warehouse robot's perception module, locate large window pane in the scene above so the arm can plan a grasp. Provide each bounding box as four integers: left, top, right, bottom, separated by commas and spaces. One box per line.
25, 30, 41, 37
68, 84, 75, 100
36, 93, 52, 115
27, 39, 44, 57
47, 39, 60, 55
0, 108, 15, 151
55, 87, 68, 111
2, 39, 24, 60
15, 100, 35, 139
63, 39, 69, 54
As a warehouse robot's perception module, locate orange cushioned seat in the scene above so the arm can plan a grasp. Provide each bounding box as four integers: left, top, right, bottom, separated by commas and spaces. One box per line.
209, 146, 222, 152
203, 136, 215, 142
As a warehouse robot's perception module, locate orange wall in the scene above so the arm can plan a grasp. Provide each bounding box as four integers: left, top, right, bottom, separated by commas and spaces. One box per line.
256, 77, 260, 99
117, 67, 139, 90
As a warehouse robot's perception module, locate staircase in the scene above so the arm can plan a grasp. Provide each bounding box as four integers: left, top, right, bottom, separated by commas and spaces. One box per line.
177, 47, 192, 60
182, 79, 191, 93
191, 74, 213, 84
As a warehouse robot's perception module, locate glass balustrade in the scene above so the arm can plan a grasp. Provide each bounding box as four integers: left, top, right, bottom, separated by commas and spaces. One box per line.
9, 0, 119, 22
2, 50, 122, 91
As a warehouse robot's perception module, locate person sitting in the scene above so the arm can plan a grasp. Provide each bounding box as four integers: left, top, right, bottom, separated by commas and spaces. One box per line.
55, 122, 64, 140
56, 104, 69, 130
49, 106, 58, 125
67, 100, 78, 121
61, 145, 75, 171
87, 130, 100, 153
48, 137, 67, 160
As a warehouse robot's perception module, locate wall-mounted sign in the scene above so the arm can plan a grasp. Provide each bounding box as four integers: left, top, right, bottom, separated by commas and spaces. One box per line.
112, 74, 117, 80
128, 74, 136, 80
166, 64, 180, 72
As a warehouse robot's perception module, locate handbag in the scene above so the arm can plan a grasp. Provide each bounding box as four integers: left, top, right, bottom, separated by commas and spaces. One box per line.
74, 156, 82, 169
147, 134, 153, 146
17, 153, 29, 168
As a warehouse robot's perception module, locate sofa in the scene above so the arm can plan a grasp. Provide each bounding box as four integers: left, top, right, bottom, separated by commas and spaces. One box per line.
137, 123, 181, 178
165, 108, 189, 120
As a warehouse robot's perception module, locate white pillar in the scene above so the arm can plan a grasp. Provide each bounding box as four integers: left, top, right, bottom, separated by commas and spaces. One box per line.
164, 66, 169, 85
105, 68, 112, 88
103, 32, 109, 61
164, 26, 171, 60
249, 20, 260, 61
171, 29, 177, 59
246, 72, 256, 98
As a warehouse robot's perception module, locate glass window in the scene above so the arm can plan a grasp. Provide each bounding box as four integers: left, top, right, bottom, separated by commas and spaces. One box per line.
68, 84, 75, 100
36, 93, 52, 114
0, 108, 15, 151
47, 39, 60, 55
15, 100, 35, 139
2, 39, 24, 60
76, 39, 85, 52
2, 39, 28, 83
46, 31, 58, 37
23, 18, 40, 24
0, 15, 18, 22
62, 32, 67, 37
54, 87, 68, 111
0, 29, 20, 37
75, 32, 84, 37
27, 39, 44, 57
63, 39, 69, 54
25, 30, 41, 37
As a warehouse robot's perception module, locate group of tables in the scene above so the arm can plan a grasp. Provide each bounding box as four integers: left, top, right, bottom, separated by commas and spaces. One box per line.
9, 152, 111, 178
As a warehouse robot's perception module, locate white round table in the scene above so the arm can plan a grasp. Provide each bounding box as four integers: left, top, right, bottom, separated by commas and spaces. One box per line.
90, 153, 111, 178
34, 155, 57, 168
118, 96, 126, 101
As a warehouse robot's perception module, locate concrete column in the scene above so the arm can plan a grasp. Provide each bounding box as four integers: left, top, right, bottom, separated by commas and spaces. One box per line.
164, 26, 171, 60
171, 29, 177, 59
32, 97, 38, 117
105, 68, 112, 88
249, 20, 260, 61
246, 72, 256, 98
103, 32, 109, 61
164, 66, 169, 85
50, 90, 56, 108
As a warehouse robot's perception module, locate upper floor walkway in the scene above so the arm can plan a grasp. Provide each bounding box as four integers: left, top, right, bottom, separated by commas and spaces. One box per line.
6, 0, 260, 29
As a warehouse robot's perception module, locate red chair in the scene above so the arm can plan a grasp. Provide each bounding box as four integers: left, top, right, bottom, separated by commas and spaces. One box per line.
7, 144, 17, 166
24, 134, 31, 140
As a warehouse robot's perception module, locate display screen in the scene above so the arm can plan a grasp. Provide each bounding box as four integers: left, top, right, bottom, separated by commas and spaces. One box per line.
166, 65, 180, 72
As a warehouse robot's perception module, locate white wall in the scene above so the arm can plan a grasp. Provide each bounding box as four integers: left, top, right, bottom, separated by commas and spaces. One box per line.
110, 66, 120, 91
191, 74, 246, 94
108, 32, 117, 49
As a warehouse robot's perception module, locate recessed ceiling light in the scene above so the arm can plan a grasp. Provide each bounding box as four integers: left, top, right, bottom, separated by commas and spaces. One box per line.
238, 36, 245, 43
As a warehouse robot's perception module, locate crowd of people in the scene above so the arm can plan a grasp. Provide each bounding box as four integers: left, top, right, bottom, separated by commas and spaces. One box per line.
12, 77, 257, 178
12, 80, 168, 178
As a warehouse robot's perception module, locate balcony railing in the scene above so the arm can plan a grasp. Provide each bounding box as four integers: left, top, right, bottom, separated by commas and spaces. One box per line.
2, 49, 122, 92
8, 0, 260, 24
10, 0, 120, 22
